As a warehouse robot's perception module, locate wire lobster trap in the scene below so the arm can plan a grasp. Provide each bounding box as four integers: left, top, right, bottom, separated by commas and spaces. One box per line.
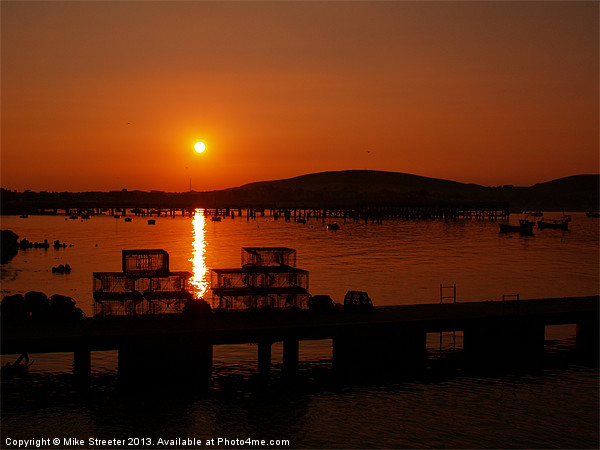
211, 291, 310, 311
211, 247, 309, 311
210, 267, 308, 290
93, 272, 192, 297
241, 247, 297, 268
93, 250, 192, 317
122, 249, 169, 276
92, 296, 189, 316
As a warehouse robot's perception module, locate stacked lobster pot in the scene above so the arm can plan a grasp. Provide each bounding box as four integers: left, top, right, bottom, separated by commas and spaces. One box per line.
93, 249, 192, 316
210, 247, 309, 310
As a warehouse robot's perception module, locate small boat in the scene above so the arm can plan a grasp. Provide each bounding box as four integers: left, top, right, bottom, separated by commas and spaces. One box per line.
81, 214, 90, 219
19, 214, 28, 218
327, 223, 340, 231
113, 214, 121, 219
499, 219, 534, 235
537, 219, 568, 230
586, 212, 600, 218
521, 219, 536, 227
210, 216, 222, 222
1, 353, 33, 377
69, 215, 79, 220
147, 219, 156, 225
124, 217, 132, 222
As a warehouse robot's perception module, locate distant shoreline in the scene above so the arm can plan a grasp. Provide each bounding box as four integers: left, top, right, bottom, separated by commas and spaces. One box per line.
2, 170, 598, 213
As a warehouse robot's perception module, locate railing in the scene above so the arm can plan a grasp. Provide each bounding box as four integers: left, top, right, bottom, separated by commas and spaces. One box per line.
502, 293, 520, 315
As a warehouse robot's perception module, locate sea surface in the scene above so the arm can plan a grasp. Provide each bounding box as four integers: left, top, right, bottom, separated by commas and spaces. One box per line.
1, 212, 598, 448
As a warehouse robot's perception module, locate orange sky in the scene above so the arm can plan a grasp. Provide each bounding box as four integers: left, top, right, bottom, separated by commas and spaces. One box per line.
2, 1, 598, 192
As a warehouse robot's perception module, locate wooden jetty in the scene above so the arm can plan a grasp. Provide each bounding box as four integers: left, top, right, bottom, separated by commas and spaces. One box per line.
2, 296, 597, 382
5, 204, 510, 223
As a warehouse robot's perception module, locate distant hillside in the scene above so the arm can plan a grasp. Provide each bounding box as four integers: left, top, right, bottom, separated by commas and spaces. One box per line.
232, 170, 483, 194
511, 174, 599, 211
221, 170, 488, 206
222, 170, 599, 211
1, 171, 598, 212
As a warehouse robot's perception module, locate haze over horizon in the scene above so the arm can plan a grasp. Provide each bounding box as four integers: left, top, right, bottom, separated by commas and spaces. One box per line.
2, 1, 598, 192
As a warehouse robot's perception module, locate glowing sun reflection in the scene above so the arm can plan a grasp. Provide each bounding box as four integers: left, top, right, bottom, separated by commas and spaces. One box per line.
190, 208, 209, 298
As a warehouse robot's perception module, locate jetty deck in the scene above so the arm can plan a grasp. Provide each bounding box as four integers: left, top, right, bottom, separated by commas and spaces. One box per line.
1, 296, 597, 354
2, 296, 598, 380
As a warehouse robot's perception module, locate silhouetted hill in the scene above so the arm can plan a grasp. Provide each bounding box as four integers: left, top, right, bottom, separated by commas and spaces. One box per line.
1, 171, 598, 212
513, 174, 599, 211
221, 170, 487, 206
222, 171, 598, 210
232, 170, 482, 193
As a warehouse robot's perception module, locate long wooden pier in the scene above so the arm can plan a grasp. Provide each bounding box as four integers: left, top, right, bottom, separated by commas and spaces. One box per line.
2, 296, 597, 381
7, 204, 510, 222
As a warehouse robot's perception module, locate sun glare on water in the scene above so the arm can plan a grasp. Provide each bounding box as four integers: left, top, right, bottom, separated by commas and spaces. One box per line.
194, 142, 206, 153
190, 209, 209, 299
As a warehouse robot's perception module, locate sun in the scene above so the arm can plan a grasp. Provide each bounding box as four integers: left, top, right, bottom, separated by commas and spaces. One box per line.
194, 142, 206, 153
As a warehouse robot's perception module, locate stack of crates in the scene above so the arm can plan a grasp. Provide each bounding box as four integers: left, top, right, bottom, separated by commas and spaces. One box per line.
210, 247, 309, 310
93, 249, 192, 316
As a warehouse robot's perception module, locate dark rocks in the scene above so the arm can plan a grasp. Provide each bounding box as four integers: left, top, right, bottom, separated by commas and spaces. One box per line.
18, 238, 49, 249
1, 294, 27, 322
7, 237, 72, 251
1, 230, 19, 264
52, 264, 71, 274
24, 291, 50, 321
53, 240, 68, 249
1, 291, 84, 324
48, 294, 84, 322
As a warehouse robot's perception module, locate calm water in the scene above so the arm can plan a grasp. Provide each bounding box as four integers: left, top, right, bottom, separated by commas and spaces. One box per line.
1, 212, 598, 448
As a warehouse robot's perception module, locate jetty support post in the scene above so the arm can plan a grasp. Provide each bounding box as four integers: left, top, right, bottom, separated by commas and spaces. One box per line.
258, 340, 272, 375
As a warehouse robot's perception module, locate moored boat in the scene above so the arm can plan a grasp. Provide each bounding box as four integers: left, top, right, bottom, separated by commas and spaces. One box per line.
327, 222, 340, 231
499, 219, 534, 235
537, 219, 568, 230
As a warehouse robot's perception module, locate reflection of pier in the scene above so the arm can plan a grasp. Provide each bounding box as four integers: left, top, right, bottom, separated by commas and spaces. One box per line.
2, 296, 597, 383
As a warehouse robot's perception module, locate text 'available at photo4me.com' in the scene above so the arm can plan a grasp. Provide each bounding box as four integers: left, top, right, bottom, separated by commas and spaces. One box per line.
4, 437, 292, 448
